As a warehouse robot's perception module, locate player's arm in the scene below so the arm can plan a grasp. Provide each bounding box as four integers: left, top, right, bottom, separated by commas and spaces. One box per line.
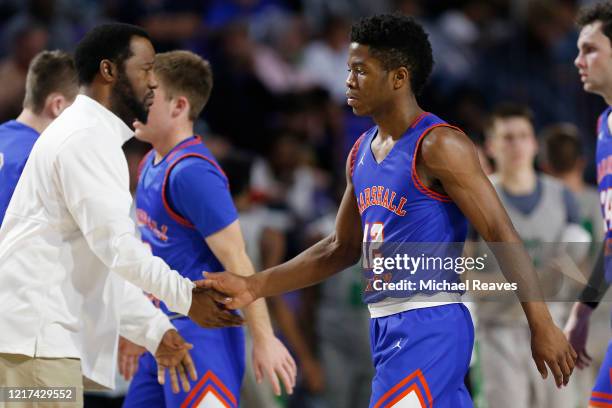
418, 127, 577, 387
201, 151, 363, 306
564, 243, 608, 369
169, 159, 296, 395
205, 222, 297, 395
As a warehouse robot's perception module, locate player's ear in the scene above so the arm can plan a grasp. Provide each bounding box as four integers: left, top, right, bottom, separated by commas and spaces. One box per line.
100, 60, 116, 82
45, 93, 66, 118
173, 96, 189, 119
393, 67, 410, 90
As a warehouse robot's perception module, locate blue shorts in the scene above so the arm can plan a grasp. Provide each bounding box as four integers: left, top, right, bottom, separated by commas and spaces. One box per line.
123, 317, 245, 408
369, 303, 474, 408
590, 338, 612, 406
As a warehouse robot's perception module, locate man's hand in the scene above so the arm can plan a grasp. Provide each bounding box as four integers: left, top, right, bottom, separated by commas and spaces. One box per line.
252, 335, 297, 396
196, 272, 257, 310
563, 302, 593, 369
155, 329, 198, 393
118, 336, 146, 381
188, 287, 245, 328
530, 321, 578, 388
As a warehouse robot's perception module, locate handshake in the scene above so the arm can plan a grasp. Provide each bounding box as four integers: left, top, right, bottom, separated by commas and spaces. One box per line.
187, 271, 257, 327
120, 272, 279, 394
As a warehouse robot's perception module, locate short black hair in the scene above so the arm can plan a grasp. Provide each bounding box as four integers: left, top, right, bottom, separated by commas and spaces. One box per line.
540, 123, 583, 174
577, 1, 612, 44
74, 23, 150, 85
350, 13, 433, 95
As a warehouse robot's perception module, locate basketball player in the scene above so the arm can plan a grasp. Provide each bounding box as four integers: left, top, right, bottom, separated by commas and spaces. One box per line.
0, 50, 77, 225
122, 50, 296, 408
477, 103, 586, 408
201, 14, 577, 407
564, 2, 612, 406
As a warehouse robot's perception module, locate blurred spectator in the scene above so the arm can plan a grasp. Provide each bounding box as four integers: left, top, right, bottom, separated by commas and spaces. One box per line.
476, 103, 586, 408
475, 0, 582, 130
203, 21, 277, 153
251, 133, 332, 222
540, 123, 605, 245
205, 0, 291, 30
0, 19, 48, 121
253, 14, 313, 94
299, 15, 350, 104
112, 0, 205, 52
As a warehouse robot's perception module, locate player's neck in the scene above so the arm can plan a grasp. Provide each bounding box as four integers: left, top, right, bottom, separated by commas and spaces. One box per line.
15, 108, 51, 134
153, 128, 194, 159
499, 168, 537, 195
372, 96, 422, 140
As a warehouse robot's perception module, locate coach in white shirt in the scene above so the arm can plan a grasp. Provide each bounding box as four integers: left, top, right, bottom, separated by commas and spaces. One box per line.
0, 23, 241, 405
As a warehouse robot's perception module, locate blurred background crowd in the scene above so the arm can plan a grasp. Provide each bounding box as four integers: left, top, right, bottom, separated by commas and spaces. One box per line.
1, 0, 612, 407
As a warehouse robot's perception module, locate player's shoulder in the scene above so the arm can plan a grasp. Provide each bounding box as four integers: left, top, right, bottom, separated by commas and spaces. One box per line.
421, 124, 471, 154
168, 148, 227, 182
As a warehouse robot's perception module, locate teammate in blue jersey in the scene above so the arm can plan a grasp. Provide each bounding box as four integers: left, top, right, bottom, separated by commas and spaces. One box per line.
121, 50, 296, 408
564, 3, 612, 407
0, 50, 77, 225
202, 14, 577, 407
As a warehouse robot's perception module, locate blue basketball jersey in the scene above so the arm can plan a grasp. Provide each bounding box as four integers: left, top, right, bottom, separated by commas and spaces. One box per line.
136, 136, 236, 315
350, 112, 468, 304
0, 120, 39, 225
596, 107, 612, 282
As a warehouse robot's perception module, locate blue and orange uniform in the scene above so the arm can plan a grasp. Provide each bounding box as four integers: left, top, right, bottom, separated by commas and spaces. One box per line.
590, 107, 612, 407
0, 120, 40, 225
350, 112, 474, 408
123, 136, 245, 408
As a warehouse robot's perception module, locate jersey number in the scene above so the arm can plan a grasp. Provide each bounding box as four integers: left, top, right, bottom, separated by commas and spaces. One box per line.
601, 188, 612, 232
0, 152, 4, 170
362, 222, 384, 268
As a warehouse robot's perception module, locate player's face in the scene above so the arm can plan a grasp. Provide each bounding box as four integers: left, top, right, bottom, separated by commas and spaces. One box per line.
110, 36, 157, 129
487, 117, 537, 171
575, 21, 612, 95
133, 81, 174, 143
346, 43, 394, 116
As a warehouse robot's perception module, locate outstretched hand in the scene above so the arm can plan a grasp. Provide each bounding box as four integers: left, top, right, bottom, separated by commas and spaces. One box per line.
252, 335, 297, 396
194, 272, 257, 310
188, 287, 244, 328
118, 336, 146, 381
155, 329, 198, 393
531, 321, 578, 388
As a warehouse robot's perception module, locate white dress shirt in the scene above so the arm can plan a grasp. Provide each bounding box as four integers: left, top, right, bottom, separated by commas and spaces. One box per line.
0, 95, 194, 388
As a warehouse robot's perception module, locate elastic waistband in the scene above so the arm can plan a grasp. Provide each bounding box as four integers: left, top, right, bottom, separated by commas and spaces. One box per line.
368, 292, 462, 318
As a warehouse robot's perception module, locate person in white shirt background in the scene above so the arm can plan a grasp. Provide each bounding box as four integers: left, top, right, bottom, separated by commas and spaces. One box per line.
0, 23, 242, 407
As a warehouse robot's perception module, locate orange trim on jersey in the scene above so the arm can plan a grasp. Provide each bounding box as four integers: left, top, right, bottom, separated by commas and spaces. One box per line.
192, 385, 232, 408
411, 123, 466, 203
410, 112, 430, 129
166, 136, 204, 165
350, 133, 366, 177
384, 383, 426, 408
373, 369, 433, 408
181, 370, 237, 408
593, 391, 612, 400
590, 401, 612, 408
137, 149, 154, 179
162, 150, 229, 228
